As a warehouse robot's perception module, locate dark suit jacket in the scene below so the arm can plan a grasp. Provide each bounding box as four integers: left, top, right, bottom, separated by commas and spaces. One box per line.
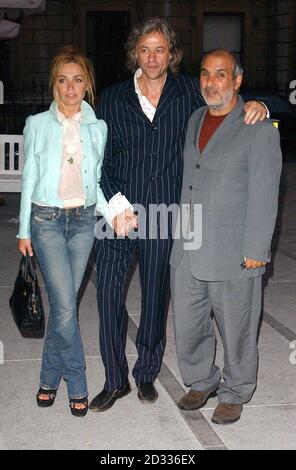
96, 73, 204, 207
170, 96, 282, 281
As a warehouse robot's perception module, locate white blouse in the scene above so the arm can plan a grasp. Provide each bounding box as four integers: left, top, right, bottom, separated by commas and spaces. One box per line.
57, 108, 134, 221
57, 109, 85, 208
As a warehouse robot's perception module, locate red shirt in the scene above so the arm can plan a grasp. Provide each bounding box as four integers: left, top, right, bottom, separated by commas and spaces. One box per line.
199, 110, 229, 153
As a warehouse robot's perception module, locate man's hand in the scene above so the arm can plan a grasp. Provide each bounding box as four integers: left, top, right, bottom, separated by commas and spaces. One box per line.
244, 257, 267, 269
112, 209, 138, 237
18, 238, 33, 256
243, 101, 267, 124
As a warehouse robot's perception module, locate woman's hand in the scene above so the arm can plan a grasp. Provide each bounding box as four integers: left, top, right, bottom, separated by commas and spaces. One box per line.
18, 238, 33, 257
112, 209, 138, 237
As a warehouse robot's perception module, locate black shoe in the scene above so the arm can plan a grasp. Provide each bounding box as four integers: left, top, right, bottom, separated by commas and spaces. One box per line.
136, 381, 158, 404
89, 382, 131, 412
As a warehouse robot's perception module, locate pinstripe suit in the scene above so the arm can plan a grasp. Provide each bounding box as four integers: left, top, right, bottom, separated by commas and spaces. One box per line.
95, 73, 204, 390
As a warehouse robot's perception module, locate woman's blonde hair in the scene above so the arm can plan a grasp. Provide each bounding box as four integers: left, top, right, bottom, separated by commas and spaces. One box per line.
49, 45, 96, 108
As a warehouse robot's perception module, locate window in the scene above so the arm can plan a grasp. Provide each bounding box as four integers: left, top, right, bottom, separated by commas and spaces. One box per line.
86, 11, 131, 92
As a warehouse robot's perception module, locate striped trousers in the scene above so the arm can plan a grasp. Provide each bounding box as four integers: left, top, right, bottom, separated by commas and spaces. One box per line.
95, 235, 172, 391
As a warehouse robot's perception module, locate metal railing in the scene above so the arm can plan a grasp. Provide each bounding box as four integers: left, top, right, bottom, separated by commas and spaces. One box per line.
0, 134, 24, 192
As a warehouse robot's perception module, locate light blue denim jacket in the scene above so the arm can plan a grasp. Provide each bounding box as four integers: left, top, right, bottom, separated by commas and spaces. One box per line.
18, 100, 112, 238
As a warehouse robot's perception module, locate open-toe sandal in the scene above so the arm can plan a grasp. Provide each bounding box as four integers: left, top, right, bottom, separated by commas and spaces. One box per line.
36, 387, 57, 407
69, 397, 88, 417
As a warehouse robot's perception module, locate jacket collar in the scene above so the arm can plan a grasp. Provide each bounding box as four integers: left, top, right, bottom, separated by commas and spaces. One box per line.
49, 100, 97, 125
122, 72, 182, 123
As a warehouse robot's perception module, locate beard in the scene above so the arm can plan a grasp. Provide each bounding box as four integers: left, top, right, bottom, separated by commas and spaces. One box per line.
201, 87, 234, 110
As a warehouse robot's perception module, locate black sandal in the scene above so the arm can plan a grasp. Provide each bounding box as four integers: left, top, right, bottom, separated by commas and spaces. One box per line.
36, 387, 57, 407
69, 397, 88, 417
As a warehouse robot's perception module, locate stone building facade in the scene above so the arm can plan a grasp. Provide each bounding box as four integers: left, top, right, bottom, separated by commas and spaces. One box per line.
2, 0, 296, 98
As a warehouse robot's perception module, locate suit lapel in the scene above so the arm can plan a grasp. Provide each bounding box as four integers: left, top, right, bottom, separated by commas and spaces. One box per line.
122, 79, 151, 124
193, 107, 208, 161
200, 96, 245, 157
153, 73, 181, 122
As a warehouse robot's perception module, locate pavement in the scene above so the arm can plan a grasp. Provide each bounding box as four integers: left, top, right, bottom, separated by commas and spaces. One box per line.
0, 160, 296, 451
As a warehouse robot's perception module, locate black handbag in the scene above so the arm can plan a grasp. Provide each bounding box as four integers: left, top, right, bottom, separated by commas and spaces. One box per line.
9, 254, 45, 337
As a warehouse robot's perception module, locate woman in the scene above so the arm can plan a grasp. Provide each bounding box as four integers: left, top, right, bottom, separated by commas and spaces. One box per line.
18, 46, 112, 417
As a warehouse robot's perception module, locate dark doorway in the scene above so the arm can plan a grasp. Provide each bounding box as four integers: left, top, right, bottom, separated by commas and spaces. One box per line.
0, 41, 10, 85
86, 10, 132, 94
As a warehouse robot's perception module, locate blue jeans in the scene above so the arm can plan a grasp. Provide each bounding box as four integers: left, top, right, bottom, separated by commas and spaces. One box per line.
31, 203, 96, 399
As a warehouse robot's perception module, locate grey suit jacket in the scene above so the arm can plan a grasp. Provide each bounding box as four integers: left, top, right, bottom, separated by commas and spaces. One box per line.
170, 96, 282, 281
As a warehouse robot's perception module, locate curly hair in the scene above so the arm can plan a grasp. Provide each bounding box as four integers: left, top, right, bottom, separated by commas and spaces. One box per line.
49, 45, 96, 108
125, 17, 182, 75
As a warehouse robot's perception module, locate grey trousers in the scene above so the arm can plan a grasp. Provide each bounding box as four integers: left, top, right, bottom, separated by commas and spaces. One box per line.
171, 252, 262, 404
